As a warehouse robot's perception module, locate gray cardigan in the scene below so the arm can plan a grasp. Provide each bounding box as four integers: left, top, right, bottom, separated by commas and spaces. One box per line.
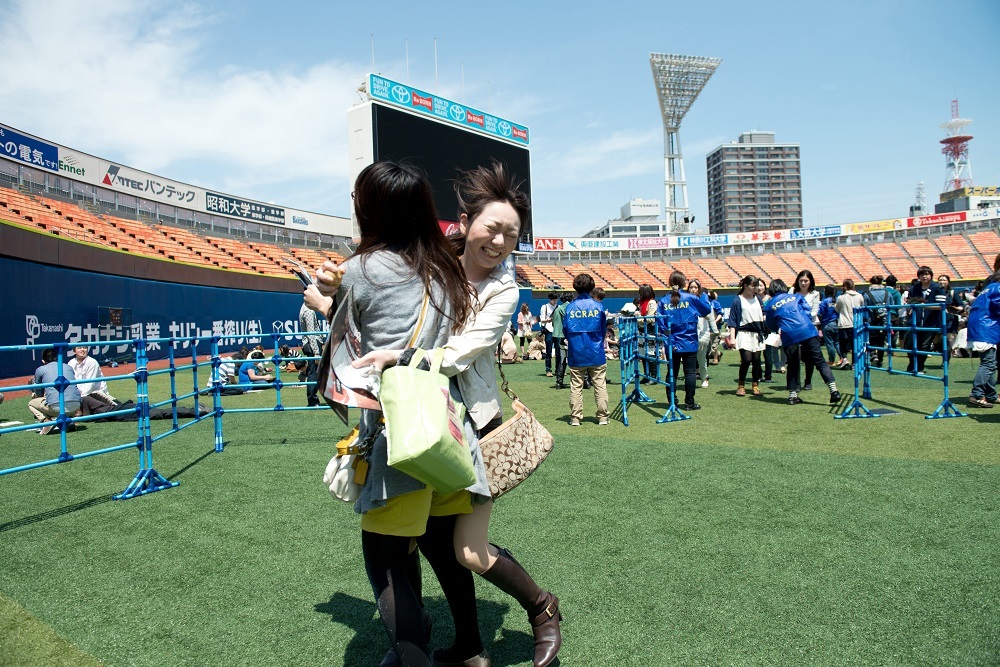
336, 251, 490, 513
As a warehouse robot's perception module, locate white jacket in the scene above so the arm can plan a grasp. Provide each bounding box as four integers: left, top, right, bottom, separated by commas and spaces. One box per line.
835, 290, 864, 328
440, 264, 519, 430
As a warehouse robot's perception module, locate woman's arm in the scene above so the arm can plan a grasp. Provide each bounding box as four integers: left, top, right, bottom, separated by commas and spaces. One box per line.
439, 281, 519, 377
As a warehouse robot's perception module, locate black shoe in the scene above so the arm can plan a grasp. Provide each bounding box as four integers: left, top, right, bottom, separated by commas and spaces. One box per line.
802, 383, 812, 391
830, 391, 842, 404
555, 383, 566, 389
763, 377, 774, 383
682, 402, 701, 410
639, 378, 650, 385
788, 396, 803, 405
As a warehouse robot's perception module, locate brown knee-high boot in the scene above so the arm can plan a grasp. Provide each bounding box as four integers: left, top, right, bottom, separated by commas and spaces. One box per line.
479, 545, 561, 667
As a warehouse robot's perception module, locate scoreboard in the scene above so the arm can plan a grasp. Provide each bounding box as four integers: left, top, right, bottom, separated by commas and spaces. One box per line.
348, 75, 533, 252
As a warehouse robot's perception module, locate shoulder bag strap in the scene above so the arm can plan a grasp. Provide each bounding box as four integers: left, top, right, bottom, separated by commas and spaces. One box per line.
406, 288, 431, 349
494, 342, 519, 403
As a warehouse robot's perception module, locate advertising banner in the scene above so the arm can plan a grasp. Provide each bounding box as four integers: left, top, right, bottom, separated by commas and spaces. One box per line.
969, 207, 999, 221
367, 74, 529, 146
677, 233, 731, 248
100, 160, 201, 206
566, 238, 626, 251
730, 230, 789, 244
534, 237, 565, 251
845, 219, 905, 235
206, 192, 285, 226
0, 125, 58, 172
1, 121, 352, 236
941, 186, 1000, 202
907, 211, 966, 228
2, 257, 303, 378
789, 225, 844, 240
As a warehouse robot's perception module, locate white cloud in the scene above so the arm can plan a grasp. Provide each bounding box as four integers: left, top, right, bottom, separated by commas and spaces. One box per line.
533, 127, 662, 189
0, 0, 367, 211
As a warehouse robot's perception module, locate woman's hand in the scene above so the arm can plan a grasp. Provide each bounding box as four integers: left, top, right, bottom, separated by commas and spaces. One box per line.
351, 349, 404, 372
304, 284, 333, 315
315, 260, 345, 297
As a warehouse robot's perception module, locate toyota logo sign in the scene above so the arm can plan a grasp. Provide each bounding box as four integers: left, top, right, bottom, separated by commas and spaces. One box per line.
497, 120, 512, 137
449, 104, 465, 122
391, 85, 411, 104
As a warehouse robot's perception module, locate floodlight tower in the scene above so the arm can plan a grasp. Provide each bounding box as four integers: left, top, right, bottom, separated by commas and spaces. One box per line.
650, 52, 721, 234
940, 99, 973, 193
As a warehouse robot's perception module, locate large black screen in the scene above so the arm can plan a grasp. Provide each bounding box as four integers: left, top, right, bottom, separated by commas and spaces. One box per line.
371, 104, 533, 249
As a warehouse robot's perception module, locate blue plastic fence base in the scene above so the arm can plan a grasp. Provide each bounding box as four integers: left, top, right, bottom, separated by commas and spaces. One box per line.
835, 398, 879, 420
656, 404, 691, 424
926, 399, 968, 420
113, 468, 179, 500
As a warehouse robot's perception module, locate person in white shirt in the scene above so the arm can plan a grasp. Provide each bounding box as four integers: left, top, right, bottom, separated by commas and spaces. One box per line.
834, 279, 865, 369
68, 346, 118, 405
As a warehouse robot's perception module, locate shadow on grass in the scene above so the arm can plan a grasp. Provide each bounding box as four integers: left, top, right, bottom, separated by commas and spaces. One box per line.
315, 592, 536, 667
166, 447, 217, 480
0, 495, 113, 533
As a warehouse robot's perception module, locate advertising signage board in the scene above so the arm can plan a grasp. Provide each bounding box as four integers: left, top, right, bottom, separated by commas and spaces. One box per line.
368, 74, 529, 146
0, 125, 58, 172
207, 192, 285, 226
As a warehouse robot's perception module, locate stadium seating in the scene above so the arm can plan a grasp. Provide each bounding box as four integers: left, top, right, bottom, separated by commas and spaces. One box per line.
774, 252, 832, 285
839, 246, 885, 282
806, 249, 861, 284
3, 184, 997, 290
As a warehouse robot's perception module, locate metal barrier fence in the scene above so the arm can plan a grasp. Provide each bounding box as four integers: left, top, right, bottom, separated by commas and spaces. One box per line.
618, 315, 689, 425
0, 332, 323, 499
836, 303, 967, 420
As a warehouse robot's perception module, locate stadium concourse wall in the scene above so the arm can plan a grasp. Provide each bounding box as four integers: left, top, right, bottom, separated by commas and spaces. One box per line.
1, 221, 304, 378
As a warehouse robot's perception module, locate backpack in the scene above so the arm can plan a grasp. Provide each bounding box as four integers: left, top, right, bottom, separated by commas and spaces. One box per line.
865, 288, 888, 324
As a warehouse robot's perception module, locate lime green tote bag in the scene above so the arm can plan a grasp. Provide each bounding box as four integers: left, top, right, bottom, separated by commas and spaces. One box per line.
381, 348, 476, 493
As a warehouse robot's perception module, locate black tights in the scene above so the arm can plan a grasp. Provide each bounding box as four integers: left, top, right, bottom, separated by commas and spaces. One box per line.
738, 349, 762, 384
362, 531, 432, 666
416, 516, 484, 661
363, 515, 484, 665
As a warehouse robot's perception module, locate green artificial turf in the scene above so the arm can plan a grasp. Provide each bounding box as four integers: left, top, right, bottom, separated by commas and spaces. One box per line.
0, 355, 997, 665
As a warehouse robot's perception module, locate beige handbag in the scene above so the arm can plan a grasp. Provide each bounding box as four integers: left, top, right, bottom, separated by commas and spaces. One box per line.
479, 346, 554, 498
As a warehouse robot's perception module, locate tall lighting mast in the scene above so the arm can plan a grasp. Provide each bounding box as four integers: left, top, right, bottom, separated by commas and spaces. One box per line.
940, 99, 973, 193
650, 52, 721, 234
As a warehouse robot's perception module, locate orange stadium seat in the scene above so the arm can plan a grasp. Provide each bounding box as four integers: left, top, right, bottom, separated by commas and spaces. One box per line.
879, 257, 918, 280
839, 246, 884, 282
698, 258, 740, 288
619, 262, 667, 290
672, 258, 719, 289
776, 252, 832, 285
749, 253, 795, 284
968, 230, 1000, 258
806, 249, 860, 284
722, 255, 765, 281
868, 242, 907, 260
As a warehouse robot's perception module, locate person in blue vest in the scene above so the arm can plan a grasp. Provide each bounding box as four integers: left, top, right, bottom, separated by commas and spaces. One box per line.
658, 270, 711, 410
966, 268, 1000, 408
817, 285, 841, 366
764, 279, 842, 406
564, 273, 609, 426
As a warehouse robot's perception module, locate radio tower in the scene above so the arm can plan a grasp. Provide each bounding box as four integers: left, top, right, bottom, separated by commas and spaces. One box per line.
650, 53, 721, 234
940, 99, 973, 194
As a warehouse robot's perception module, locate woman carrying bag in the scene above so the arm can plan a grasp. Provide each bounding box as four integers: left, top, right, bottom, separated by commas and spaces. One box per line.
315, 161, 487, 667
350, 162, 561, 667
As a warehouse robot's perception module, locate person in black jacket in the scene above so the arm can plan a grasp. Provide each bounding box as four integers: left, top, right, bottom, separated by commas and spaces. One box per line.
905, 266, 947, 373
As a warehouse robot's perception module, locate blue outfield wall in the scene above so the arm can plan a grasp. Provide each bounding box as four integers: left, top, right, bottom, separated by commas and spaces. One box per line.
2, 257, 306, 377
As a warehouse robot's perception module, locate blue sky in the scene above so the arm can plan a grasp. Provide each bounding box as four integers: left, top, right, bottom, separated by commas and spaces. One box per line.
1, 0, 997, 236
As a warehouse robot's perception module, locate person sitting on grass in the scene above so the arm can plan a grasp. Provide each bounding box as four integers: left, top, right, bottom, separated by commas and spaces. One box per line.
526, 331, 546, 360
239, 350, 274, 387
29, 347, 81, 435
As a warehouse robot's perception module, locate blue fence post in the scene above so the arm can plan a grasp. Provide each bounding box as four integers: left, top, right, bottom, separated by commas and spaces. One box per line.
657, 315, 690, 424
211, 336, 225, 453
113, 338, 179, 500
927, 315, 967, 419
626, 316, 654, 406
270, 332, 285, 412
190, 337, 200, 422
166, 343, 179, 431
836, 309, 877, 419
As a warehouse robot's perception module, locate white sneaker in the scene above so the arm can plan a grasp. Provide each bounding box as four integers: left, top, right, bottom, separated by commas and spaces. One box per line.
598, 418, 609, 425
701, 380, 709, 388
569, 419, 580, 426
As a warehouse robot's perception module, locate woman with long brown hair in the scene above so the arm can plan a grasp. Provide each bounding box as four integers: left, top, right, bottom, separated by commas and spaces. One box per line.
352, 162, 561, 667
316, 161, 482, 667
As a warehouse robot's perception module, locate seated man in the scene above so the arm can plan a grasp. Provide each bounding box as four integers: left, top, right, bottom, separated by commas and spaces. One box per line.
68, 345, 119, 407
30, 347, 82, 434
239, 350, 275, 387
